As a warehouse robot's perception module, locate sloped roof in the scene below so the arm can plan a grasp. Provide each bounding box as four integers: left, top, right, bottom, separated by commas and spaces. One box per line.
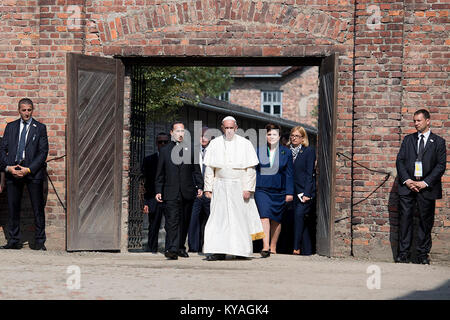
231, 66, 302, 78
181, 94, 317, 135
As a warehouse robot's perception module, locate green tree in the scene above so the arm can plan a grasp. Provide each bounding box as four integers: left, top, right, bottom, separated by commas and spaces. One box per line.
143, 66, 233, 121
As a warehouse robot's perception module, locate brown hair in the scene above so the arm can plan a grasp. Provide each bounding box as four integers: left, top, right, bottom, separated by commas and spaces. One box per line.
265, 123, 281, 133
290, 126, 309, 147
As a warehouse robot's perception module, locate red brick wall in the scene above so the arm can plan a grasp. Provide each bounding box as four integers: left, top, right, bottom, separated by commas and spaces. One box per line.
229, 66, 319, 128
351, 1, 449, 261
0, 0, 448, 261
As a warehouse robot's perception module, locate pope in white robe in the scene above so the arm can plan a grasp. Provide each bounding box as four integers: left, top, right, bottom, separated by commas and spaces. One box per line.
203, 116, 264, 258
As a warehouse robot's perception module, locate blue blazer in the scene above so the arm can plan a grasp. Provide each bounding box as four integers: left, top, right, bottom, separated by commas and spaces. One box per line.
292, 145, 316, 199
0, 118, 48, 181
256, 145, 294, 195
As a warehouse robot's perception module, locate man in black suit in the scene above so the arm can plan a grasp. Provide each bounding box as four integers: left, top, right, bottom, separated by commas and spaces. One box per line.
396, 109, 446, 264
155, 121, 203, 260
141, 132, 170, 253
0, 98, 49, 250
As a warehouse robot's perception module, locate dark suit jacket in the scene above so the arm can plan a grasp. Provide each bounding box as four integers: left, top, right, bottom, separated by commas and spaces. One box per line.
292, 145, 316, 199
256, 145, 294, 195
0, 118, 48, 181
0, 137, 5, 172
155, 141, 203, 201
396, 131, 446, 200
142, 152, 159, 201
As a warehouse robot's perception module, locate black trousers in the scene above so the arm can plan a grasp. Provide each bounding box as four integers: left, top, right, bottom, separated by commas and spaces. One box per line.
6, 178, 46, 245
164, 194, 194, 253
146, 200, 164, 253
293, 198, 313, 254
187, 194, 211, 252
398, 192, 435, 258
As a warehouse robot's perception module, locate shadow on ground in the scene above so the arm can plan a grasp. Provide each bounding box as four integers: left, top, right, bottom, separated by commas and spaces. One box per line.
396, 280, 450, 300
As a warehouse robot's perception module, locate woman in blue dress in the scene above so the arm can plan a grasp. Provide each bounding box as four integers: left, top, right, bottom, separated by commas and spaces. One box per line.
289, 126, 316, 255
255, 124, 294, 258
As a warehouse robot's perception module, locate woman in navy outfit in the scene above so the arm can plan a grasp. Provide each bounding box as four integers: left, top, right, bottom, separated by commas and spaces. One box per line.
289, 126, 316, 255
255, 124, 294, 258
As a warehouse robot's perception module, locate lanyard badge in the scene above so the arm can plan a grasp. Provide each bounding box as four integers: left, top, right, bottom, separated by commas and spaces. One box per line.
414, 161, 423, 178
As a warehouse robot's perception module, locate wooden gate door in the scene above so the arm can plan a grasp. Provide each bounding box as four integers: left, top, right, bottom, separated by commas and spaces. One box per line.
66, 53, 124, 251
316, 53, 338, 257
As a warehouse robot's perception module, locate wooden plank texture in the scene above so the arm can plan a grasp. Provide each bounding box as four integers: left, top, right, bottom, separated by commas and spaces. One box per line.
66, 53, 124, 251
316, 53, 338, 257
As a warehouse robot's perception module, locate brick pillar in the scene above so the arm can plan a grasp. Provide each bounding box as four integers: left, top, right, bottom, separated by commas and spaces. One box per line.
352, 1, 405, 259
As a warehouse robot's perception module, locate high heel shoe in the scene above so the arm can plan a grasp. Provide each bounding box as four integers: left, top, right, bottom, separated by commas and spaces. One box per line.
293, 249, 301, 255
260, 250, 271, 258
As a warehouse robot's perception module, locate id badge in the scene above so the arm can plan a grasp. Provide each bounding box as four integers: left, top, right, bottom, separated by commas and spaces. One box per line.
414, 161, 423, 178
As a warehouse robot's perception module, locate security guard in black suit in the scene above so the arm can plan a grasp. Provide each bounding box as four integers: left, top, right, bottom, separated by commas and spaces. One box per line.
0, 98, 49, 250
396, 109, 446, 264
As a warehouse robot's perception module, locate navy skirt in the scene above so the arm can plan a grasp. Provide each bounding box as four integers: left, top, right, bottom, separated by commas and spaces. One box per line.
254, 188, 286, 223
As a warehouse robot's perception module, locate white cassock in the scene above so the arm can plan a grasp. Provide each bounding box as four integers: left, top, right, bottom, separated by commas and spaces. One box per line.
202, 134, 265, 257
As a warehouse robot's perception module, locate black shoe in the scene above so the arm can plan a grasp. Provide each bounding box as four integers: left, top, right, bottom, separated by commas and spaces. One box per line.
395, 254, 409, 263
205, 254, 226, 261
178, 250, 189, 258
164, 251, 178, 260
0, 242, 21, 250
33, 243, 47, 251
417, 256, 430, 265
260, 250, 270, 258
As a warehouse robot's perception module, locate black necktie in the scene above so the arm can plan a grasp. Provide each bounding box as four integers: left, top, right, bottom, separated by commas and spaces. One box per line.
418, 134, 425, 161
16, 121, 28, 163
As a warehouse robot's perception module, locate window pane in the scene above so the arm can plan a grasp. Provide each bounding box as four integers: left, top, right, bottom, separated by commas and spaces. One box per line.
217, 91, 230, 101
273, 105, 280, 115
263, 105, 271, 113
263, 92, 267, 102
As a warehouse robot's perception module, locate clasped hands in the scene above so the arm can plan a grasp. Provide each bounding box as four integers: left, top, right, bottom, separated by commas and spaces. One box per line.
405, 179, 427, 192
6, 165, 30, 178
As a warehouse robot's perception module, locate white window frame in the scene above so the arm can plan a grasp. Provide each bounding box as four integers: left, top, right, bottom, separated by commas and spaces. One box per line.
217, 91, 230, 102
261, 90, 282, 117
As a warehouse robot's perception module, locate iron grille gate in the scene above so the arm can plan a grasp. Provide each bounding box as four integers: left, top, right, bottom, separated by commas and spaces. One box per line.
128, 65, 147, 250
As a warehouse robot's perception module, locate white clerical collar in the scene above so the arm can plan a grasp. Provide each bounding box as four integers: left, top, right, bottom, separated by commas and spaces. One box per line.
224, 134, 236, 142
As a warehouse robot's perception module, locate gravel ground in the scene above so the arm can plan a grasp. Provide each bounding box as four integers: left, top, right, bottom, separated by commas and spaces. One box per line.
0, 249, 449, 300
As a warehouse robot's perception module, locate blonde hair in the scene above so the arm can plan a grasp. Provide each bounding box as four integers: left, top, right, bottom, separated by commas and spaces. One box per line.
290, 126, 309, 147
